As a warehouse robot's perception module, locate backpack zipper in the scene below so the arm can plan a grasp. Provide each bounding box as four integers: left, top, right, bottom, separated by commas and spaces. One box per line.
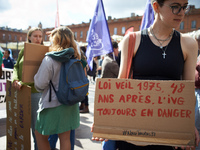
71, 83, 89, 95
70, 83, 89, 90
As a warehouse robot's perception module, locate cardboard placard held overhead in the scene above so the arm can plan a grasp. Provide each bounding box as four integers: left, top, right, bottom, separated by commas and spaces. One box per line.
93, 78, 195, 147
6, 80, 31, 150
22, 43, 49, 83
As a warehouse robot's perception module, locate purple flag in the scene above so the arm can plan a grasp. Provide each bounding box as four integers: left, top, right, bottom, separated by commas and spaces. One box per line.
86, 0, 113, 70
140, 0, 154, 30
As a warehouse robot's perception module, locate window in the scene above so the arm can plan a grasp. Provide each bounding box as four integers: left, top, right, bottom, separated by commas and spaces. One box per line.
80, 31, 83, 38
114, 28, 117, 35
45, 35, 47, 41
122, 27, 125, 35
180, 22, 184, 30
14, 35, 17, 41
2, 34, 5, 40
74, 32, 77, 40
8, 34, 11, 40
191, 20, 196, 29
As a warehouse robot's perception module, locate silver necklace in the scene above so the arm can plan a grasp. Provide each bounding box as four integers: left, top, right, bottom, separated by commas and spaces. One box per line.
150, 27, 174, 59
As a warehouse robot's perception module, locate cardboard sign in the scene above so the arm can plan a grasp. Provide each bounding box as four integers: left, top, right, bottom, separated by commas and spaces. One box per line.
6, 80, 31, 150
22, 43, 49, 83
93, 78, 195, 147
0, 68, 13, 103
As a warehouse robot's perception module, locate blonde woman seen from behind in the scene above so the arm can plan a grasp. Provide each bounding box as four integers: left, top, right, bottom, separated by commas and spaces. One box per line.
34, 27, 80, 150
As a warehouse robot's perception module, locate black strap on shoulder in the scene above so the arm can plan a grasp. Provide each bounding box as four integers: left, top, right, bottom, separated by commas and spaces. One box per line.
49, 80, 57, 102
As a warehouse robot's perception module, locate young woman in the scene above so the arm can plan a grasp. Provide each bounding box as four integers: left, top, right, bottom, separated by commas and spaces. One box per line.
93, 0, 199, 150
34, 26, 80, 150
12, 27, 43, 150
118, 0, 199, 149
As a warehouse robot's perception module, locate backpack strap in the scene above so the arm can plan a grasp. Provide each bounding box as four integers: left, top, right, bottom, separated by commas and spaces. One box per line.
49, 80, 57, 102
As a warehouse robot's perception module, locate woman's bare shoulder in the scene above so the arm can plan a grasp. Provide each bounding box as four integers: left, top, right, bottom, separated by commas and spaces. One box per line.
181, 33, 198, 50
181, 33, 198, 59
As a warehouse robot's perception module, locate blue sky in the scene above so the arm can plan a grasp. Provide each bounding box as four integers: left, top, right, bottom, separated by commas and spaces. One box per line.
0, 0, 199, 30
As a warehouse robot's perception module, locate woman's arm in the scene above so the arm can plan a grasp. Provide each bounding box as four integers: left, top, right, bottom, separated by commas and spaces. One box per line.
118, 32, 141, 79
12, 48, 24, 90
118, 33, 130, 79
34, 56, 53, 92
180, 34, 200, 149
181, 34, 198, 80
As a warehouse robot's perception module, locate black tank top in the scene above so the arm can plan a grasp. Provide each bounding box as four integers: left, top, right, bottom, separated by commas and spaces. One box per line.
132, 29, 184, 80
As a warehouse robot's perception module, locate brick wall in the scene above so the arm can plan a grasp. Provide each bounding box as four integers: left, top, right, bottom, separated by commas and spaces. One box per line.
0, 30, 27, 43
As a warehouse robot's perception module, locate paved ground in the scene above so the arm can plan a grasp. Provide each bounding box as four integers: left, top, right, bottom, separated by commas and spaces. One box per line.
0, 83, 102, 150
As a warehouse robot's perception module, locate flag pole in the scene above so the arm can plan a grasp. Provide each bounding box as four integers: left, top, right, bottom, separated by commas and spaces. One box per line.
55, 0, 60, 28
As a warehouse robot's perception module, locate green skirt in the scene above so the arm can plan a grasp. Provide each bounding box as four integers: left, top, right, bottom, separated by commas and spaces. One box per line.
35, 104, 80, 135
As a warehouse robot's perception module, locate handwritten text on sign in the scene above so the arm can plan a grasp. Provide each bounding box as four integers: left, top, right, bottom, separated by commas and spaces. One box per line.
6, 80, 31, 150
93, 78, 195, 146
96, 79, 192, 118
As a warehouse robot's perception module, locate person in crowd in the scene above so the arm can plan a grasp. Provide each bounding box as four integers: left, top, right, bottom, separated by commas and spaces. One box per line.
93, 56, 98, 82
101, 41, 119, 78
12, 27, 43, 150
112, 41, 119, 60
116, 51, 121, 66
3, 49, 14, 69
87, 57, 97, 84
34, 26, 80, 150
92, 0, 199, 150
195, 30, 200, 150
80, 47, 88, 75
46, 32, 79, 150
8, 49, 16, 64
80, 46, 86, 54
79, 49, 90, 113
117, 0, 199, 149
97, 55, 104, 78
0, 50, 3, 76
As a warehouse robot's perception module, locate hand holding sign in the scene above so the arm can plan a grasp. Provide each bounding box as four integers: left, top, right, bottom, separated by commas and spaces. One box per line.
174, 128, 199, 150
91, 123, 108, 142
12, 80, 22, 90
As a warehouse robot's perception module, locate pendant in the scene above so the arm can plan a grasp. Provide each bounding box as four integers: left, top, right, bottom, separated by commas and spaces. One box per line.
160, 46, 163, 49
162, 51, 166, 59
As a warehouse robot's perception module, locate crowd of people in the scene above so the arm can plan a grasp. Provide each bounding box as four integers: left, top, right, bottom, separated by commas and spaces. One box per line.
1, 0, 200, 149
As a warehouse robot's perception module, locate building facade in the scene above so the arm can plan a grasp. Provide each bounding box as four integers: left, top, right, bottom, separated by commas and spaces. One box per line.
0, 27, 27, 43
179, 5, 200, 33
1, 5, 200, 45
66, 5, 200, 43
